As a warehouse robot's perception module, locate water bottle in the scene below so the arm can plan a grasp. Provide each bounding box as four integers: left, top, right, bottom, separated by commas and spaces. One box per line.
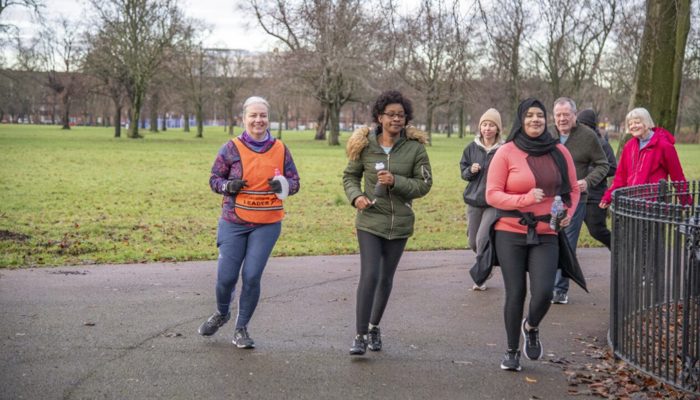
374, 162, 388, 197
549, 195, 566, 232
272, 168, 289, 200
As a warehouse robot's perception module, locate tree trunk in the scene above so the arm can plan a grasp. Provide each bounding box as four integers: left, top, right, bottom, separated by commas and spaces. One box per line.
195, 105, 204, 138
61, 95, 71, 130
183, 112, 190, 132
446, 108, 453, 138
129, 95, 143, 138
114, 105, 122, 138
458, 105, 465, 139
161, 115, 167, 131
328, 103, 340, 146
314, 109, 327, 140
425, 103, 435, 145
149, 93, 159, 132
631, 0, 691, 133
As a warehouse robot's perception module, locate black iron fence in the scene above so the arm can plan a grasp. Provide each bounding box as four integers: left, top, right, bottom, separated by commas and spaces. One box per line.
609, 180, 700, 394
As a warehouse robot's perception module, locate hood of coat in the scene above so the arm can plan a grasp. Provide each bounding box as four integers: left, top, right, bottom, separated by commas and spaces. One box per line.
474, 136, 504, 152
346, 125, 428, 160
648, 126, 675, 145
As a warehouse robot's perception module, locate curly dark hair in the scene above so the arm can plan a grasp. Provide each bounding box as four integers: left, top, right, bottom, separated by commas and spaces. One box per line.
371, 90, 413, 125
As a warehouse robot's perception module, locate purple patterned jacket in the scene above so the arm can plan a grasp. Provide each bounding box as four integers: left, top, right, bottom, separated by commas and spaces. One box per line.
209, 134, 300, 225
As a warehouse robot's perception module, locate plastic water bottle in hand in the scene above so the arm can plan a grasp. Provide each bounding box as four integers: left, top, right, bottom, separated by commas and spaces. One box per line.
272, 168, 289, 200
374, 162, 388, 197
549, 195, 566, 232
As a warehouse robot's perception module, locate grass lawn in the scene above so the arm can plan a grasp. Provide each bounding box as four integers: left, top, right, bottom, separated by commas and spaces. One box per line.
1, 124, 698, 268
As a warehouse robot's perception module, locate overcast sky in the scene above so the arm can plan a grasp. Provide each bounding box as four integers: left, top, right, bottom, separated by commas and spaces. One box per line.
3, 0, 275, 52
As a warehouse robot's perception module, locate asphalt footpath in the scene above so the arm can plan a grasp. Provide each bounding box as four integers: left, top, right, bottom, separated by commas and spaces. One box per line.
0, 249, 612, 400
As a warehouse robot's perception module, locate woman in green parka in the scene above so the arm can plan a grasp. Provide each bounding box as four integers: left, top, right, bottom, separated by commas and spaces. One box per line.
343, 90, 432, 356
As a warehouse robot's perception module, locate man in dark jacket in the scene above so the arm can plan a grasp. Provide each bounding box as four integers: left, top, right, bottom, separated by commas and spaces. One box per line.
550, 98, 609, 304
578, 109, 617, 249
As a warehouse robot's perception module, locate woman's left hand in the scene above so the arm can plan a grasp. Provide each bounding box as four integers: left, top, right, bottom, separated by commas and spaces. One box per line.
559, 215, 572, 228
377, 170, 394, 186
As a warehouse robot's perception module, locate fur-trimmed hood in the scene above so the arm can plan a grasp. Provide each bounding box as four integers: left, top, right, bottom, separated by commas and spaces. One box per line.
346, 125, 428, 160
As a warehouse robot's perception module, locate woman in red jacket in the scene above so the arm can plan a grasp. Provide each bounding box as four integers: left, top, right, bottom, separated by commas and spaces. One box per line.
486, 98, 580, 372
599, 107, 687, 208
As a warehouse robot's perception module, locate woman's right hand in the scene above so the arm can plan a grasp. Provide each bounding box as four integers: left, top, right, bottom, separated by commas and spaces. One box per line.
599, 200, 610, 209
354, 195, 373, 210
470, 163, 481, 174
530, 188, 545, 204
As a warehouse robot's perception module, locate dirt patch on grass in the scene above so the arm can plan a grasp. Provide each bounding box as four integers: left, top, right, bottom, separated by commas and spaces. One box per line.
0, 230, 31, 242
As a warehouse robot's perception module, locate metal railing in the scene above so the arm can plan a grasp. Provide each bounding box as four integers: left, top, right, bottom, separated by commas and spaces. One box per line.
609, 180, 700, 394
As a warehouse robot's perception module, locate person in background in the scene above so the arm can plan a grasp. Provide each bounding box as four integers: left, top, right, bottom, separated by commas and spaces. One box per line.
550, 98, 608, 305
600, 107, 688, 208
486, 98, 580, 372
460, 108, 504, 290
577, 109, 616, 249
198, 96, 300, 349
343, 90, 432, 356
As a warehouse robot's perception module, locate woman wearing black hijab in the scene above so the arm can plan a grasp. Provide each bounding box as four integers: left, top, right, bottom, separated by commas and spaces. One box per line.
485, 98, 580, 371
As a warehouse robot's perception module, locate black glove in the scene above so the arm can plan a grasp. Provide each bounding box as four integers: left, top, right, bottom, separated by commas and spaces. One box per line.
224, 179, 247, 194
268, 177, 283, 194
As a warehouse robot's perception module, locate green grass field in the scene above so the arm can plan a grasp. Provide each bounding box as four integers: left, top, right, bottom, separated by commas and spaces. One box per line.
1, 124, 698, 268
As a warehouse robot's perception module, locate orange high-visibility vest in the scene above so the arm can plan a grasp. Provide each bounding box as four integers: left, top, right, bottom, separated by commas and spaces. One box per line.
232, 138, 285, 223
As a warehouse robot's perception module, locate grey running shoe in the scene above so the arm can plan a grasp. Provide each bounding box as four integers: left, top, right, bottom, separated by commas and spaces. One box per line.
368, 327, 382, 352
349, 334, 367, 355
551, 291, 569, 304
522, 318, 543, 360
198, 311, 230, 336
233, 327, 255, 349
500, 349, 522, 371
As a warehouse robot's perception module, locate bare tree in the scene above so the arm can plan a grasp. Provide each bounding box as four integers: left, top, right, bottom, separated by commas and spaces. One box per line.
528, 0, 617, 100
84, 30, 128, 137
250, 0, 376, 145
89, 0, 182, 138
596, 0, 645, 138
0, 0, 43, 32
210, 48, 252, 135
37, 17, 86, 129
393, 0, 475, 143
477, 0, 532, 117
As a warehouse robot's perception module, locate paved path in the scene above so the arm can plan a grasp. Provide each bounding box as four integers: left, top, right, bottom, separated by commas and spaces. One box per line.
0, 249, 611, 399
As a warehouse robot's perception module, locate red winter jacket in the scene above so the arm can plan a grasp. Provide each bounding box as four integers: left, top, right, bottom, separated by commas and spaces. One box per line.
602, 127, 687, 204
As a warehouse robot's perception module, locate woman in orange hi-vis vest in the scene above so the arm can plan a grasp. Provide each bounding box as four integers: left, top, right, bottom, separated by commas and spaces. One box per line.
198, 96, 300, 349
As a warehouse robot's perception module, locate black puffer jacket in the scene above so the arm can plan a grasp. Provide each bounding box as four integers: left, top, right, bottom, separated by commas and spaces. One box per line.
459, 138, 502, 207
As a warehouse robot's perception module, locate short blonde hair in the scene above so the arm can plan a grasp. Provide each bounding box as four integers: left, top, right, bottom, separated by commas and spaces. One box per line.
242, 96, 270, 115
626, 107, 654, 129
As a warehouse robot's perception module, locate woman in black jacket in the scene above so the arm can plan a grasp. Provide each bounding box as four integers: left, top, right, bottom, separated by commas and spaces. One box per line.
459, 108, 504, 290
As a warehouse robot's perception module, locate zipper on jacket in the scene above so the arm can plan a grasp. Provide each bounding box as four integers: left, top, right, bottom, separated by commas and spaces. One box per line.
387, 152, 395, 238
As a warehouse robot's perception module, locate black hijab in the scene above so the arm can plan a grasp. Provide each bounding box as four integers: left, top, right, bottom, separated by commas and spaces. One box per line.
507, 98, 573, 206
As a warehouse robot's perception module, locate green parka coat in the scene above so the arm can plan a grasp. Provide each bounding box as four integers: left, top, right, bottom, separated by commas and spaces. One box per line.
343, 126, 432, 239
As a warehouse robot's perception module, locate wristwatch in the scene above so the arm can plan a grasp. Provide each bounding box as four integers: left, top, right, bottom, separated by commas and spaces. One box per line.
221, 182, 228, 192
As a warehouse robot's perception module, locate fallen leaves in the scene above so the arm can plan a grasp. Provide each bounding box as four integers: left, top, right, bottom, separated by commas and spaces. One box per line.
560, 335, 697, 399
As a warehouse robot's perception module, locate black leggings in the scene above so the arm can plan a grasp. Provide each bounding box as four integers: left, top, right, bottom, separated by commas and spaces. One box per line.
494, 231, 559, 350
355, 230, 408, 334
584, 202, 611, 249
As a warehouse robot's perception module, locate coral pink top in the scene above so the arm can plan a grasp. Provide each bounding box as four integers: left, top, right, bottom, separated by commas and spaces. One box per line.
486, 142, 581, 235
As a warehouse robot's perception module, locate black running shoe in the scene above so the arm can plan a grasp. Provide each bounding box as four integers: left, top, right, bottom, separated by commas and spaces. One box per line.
198, 311, 230, 336
500, 349, 522, 371
232, 327, 255, 349
349, 334, 367, 355
522, 318, 543, 360
368, 327, 382, 352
